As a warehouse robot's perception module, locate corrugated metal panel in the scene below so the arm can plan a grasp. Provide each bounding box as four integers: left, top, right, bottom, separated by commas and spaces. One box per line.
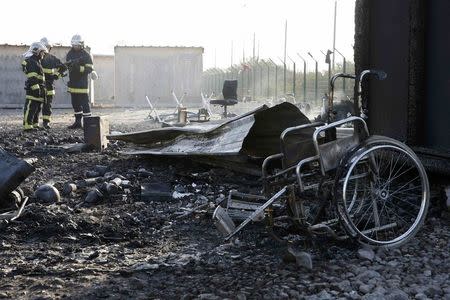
114, 46, 203, 108
108, 102, 313, 161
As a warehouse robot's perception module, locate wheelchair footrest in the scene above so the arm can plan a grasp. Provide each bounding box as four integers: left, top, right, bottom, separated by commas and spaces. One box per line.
213, 206, 236, 236
226, 190, 267, 221
218, 187, 288, 240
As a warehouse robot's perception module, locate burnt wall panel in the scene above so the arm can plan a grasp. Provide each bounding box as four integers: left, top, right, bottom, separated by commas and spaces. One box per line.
425, 1, 450, 149
367, 0, 410, 141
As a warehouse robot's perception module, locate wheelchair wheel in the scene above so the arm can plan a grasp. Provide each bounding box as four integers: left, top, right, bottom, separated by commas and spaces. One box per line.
334, 136, 429, 248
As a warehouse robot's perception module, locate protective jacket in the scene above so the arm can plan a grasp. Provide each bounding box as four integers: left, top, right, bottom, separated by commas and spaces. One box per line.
22, 55, 45, 102
66, 48, 94, 94
41, 53, 66, 96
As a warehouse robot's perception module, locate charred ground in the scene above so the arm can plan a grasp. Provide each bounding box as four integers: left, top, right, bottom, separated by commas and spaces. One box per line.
0, 108, 449, 300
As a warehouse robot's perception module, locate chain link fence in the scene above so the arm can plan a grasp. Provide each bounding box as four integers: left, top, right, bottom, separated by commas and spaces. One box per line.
202, 59, 355, 106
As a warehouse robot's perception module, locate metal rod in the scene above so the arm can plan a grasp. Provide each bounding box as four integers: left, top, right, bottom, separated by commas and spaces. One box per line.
259, 62, 263, 98
253, 32, 256, 61
334, 48, 347, 92
297, 53, 307, 102
284, 20, 287, 65
262, 60, 270, 99
332, 0, 337, 72
278, 57, 287, 96
288, 56, 296, 99
252, 62, 256, 101
247, 64, 251, 100
269, 58, 278, 100
308, 52, 318, 102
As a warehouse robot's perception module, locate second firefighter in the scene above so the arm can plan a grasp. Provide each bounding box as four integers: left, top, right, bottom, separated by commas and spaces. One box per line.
66, 34, 94, 129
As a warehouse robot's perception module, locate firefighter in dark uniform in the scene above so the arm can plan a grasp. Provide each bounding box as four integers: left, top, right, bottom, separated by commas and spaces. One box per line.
21, 42, 47, 131
66, 34, 95, 129
36, 37, 67, 129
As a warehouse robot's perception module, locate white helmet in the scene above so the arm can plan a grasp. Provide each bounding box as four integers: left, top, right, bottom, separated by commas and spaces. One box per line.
40, 37, 52, 49
71, 34, 84, 47
29, 42, 48, 55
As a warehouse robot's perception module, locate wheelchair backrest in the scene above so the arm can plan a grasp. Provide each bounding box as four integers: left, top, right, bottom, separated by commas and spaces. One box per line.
312, 117, 370, 174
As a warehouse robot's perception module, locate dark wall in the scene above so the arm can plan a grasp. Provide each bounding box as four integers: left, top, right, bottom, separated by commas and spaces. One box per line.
426, 1, 450, 149
355, 0, 411, 141
355, 0, 450, 174
355, 0, 450, 148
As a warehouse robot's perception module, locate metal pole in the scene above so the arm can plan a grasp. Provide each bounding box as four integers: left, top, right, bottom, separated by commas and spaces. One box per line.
207, 70, 211, 94
240, 65, 244, 100
284, 20, 287, 67
247, 64, 251, 100
279, 57, 287, 95
216, 70, 220, 95
269, 58, 278, 100
321, 49, 333, 95
253, 33, 256, 61
262, 60, 270, 99
308, 52, 318, 102
220, 69, 225, 97
214, 69, 220, 96
275, 64, 278, 100
297, 53, 307, 102
259, 62, 263, 98
252, 62, 256, 101
334, 48, 347, 93
208, 71, 213, 95
288, 56, 296, 98
332, 0, 337, 72
343, 57, 346, 92
315, 62, 318, 102
202, 70, 206, 93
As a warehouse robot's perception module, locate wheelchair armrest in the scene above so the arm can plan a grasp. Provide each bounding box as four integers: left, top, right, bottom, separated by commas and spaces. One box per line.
312, 117, 369, 149
295, 155, 320, 192
280, 122, 325, 150
262, 153, 284, 179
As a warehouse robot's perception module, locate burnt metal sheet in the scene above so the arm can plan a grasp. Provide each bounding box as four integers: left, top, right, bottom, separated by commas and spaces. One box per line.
0, 148, 35, 200
108, 102, 312, 159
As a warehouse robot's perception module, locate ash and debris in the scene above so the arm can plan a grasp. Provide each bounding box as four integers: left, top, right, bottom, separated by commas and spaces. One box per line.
0, 108, 449, 300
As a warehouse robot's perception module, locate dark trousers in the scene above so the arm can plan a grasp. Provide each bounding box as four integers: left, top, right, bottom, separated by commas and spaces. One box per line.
42, 94, 53, 122
70, 93, 91, 119
23, 99, 41, 128
33, 94, 52, 125
71, 93, 91, 114
33, 102, 42, 125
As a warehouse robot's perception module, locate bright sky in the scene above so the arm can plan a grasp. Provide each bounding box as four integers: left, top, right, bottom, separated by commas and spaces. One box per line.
1, 0, 355, 70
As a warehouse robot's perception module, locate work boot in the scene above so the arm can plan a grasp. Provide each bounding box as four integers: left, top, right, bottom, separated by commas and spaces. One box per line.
33, 123, 45, 130
43, 120, 51, 130
68, 114, 82, 129
67, 121, 82, 129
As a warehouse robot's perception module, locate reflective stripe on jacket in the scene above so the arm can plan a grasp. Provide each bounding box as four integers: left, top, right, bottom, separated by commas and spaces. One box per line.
66, 48, 94, 94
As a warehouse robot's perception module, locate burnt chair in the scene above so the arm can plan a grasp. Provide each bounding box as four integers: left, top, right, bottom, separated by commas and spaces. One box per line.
210, 80, 239, 118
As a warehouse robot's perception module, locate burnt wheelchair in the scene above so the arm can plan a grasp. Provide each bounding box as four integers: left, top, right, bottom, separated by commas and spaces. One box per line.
213, 70, 429, 249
